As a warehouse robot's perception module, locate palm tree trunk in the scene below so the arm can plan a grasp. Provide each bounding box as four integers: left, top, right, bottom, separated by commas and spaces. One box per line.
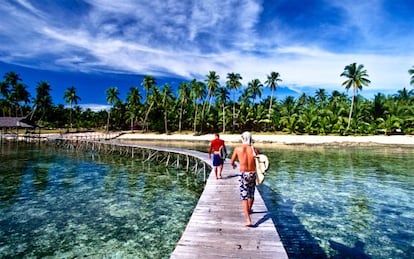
232, 91, 236, 132
179, 103, 183, 133
193, 102, 198, 133
106, 111, 110, 133
164, 108, 168, 134
222, 104, 225, 133
200, 100, 207, 134
347, 88, 356, 131
69, 104, 73, 130
143, 100, 154, 132
268, 89, 274, 119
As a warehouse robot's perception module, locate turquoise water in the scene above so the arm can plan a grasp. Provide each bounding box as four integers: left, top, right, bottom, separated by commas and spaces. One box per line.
120, 140, 414, 258
1, 142, 413, 258
259, 145, 414, 258
0, 143, 205, 258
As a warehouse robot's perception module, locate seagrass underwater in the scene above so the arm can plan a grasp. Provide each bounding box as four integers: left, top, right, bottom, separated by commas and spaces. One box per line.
1, 134, 413, 258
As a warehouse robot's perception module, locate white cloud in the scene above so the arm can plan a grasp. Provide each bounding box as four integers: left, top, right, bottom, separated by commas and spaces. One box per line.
0, 0, 413, 98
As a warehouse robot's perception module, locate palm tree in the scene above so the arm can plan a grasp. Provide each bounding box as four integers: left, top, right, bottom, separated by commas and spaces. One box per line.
2, 72, 31, 117
177, 81, 190, 133
143, 86, 161, 132
0, 72, 13, 116
200, 71, 220, 133
409, 66, 414, 86
105, 87, 120, 132
264, 71, 282, 119
205, 71, 220, 111
161, 83, 174, 134
247, 79, 263, 103
216, 86, 230, 133
31, 81, 53, 121
190, 79, 206, 134
226, 72, 243, 132
125, 87, 141, 132
63, 86, 81, 130
315, 88, 328, 106
340, 63, 371, 131
141, 75, 156, 131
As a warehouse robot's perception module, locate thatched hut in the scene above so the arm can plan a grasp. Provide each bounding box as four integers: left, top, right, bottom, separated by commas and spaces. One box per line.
0, 117, 37, 129
0, 117, 41, 141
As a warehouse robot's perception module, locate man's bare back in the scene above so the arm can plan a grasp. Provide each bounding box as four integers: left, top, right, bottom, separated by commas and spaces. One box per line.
230, 144, 256, 172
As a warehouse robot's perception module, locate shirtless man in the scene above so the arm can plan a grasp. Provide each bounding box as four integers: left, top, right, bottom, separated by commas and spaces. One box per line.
230, 131, 258, 227
208, 133, 226, 179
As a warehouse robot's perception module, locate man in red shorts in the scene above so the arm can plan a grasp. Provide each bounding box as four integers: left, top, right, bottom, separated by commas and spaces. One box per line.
208, 133, 227, 179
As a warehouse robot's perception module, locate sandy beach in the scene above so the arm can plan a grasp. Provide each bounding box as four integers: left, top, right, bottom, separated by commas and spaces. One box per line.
117, 133, 414, 147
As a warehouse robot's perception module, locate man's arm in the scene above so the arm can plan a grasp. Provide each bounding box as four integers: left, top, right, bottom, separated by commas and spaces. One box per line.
230, 147, 238, 169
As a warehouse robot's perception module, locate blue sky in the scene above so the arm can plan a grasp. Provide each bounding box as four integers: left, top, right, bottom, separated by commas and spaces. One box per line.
1, 0, 413, 111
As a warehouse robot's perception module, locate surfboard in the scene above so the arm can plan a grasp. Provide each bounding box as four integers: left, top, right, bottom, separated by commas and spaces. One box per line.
219, 146, 227, 159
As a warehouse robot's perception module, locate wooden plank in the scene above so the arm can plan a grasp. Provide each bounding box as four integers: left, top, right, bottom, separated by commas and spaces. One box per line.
171, 159, 288, 258
53, 139, 288, 258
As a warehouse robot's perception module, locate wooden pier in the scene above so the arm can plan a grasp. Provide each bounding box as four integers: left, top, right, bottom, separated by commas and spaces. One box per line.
171, 158, 288, 258
48, 137, 288, 258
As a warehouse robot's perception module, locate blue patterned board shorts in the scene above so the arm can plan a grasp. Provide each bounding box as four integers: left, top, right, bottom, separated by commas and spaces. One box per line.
239, 172, 256, 200
213, 154, 224, 166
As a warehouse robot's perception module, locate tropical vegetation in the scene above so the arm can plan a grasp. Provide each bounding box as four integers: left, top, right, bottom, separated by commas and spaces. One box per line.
1, 64, 414, 135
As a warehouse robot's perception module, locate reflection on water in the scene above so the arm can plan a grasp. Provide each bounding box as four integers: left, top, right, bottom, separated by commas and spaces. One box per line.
0, 143, 204, 258
259, 146, 414, 259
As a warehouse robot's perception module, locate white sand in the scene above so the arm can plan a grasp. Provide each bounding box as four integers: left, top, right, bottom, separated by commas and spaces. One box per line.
117, 133, 414, 146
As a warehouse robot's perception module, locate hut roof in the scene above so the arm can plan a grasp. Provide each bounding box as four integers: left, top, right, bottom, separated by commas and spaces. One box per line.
0, 117, 37, 128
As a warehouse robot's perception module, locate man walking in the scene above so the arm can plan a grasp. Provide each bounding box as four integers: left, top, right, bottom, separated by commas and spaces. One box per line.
208, 133, 226, 179
230, 131, 258, 227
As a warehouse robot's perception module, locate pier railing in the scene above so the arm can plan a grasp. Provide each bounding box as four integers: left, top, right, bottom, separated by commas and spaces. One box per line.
49, 138, 212, 182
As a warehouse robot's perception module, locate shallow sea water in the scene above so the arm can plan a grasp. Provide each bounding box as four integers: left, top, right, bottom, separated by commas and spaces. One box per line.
120, 140, 414, 258
258, 145, 414, 259
0, 143, 204, 258
1, 141, 413, 258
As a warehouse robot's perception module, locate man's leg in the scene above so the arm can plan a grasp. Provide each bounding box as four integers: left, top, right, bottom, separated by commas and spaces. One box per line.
219, 164, 223, 178
248, 198, 254, 213
242, 199, 252, 226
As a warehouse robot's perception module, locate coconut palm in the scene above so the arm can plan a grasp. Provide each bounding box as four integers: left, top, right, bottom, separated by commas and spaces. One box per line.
205, 71, 220, 111
409, 66, 414, 86
143, 86, 161, 132
215, 86, 230, 133
105, 87, 120, 132
11, 82, 31, 117
141, 75, 156, 131
125, 87, 141, 132
200, 71, 220, 133
315, 88, 328, 106
0, 72, 14, 116
226, 72, 243, 131
161, 83, 174, 133
247, 79, 263, 103
340, 63, 371, 131
31, 81, 53, 121
63, 86, 81, 130
177, 81, 191, 133
190, 79, 206, 134
264, 71, 282, 119
2, 72, 31, 117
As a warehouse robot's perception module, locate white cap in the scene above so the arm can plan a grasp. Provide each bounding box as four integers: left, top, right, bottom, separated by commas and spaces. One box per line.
241, 131, 253, 145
